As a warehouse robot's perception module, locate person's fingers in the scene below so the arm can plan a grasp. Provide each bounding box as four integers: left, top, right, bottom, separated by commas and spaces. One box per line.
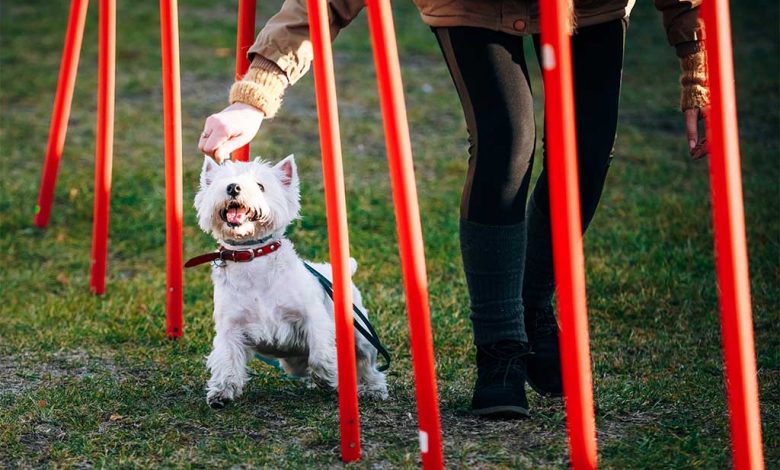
691, 106, 710, 160
199, 104, 263, 162
691, 139, 709, 160
197, 129, 212, 154
202, 131, 230, 160
199, 114, 230, 156
685, 108, 699, 152
214, 134, 249, 162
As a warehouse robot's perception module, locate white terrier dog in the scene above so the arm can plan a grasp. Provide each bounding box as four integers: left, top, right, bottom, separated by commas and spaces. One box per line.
193, 155, 388, 408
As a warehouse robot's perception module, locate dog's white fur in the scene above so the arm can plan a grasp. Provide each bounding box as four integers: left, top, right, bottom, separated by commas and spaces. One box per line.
194, 155, 388, 408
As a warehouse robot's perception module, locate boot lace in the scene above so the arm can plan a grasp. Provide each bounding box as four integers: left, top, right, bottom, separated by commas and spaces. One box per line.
481, 342, 533, 386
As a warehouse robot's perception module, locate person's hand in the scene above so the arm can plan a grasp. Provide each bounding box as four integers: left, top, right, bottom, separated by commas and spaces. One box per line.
684, 106, 709, 160
199, 103, 264, 163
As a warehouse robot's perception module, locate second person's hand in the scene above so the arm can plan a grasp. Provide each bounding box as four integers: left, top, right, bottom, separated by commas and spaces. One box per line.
199, 103, 264, 163
685, 106, 709, 160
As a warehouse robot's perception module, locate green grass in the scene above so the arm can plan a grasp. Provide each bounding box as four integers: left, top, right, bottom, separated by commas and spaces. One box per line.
1, 0, 778, 468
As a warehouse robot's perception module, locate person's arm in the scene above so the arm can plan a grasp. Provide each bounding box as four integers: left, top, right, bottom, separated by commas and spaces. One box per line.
200, 0, 365, 161
654, 0, 710, 159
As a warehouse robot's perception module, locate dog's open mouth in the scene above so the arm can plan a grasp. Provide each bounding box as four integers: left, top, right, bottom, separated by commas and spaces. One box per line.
220, 201, 258, 227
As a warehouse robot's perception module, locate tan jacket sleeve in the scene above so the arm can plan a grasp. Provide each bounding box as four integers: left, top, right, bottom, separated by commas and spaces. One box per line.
654, 0, 709, 110
653, 0, 705, 52
229, 0, 365, 118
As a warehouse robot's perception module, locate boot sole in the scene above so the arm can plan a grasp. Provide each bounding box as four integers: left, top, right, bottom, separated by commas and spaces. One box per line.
472, 405, 530, 419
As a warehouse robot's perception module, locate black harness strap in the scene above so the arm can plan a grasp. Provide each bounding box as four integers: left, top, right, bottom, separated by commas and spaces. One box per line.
302, 262, 391, 372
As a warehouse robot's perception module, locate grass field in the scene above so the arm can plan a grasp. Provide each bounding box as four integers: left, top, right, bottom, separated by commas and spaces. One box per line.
1, 1, 778, 468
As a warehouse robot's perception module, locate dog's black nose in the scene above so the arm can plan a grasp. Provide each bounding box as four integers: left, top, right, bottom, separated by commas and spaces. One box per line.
226, 183, 241, 197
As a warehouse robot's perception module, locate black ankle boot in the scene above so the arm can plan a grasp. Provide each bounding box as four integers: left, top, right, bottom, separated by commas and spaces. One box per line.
471, 340, 532, 418
525, 306, 563, 397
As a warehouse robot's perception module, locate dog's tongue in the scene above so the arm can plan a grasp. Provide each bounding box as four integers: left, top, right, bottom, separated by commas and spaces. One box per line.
227, 207, 248, 224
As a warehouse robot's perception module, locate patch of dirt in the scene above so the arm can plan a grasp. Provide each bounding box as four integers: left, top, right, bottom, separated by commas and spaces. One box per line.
343, 389, 572, 469
0, 350, 122, 396
598, 409, 668, 443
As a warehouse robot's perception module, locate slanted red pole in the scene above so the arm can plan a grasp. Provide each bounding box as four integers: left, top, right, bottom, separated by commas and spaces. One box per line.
538, 0, 597, 468
160, 0, 184, 338
232, 0, 256, 162
89, 0, 116, 295
306, 0, 361, 461
365, 1, 443, 468
701, 1, 764, 468
34, 0, 90, 228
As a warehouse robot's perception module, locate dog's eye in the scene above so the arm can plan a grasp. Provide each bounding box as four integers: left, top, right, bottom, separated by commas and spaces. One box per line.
257, 182, 265, 192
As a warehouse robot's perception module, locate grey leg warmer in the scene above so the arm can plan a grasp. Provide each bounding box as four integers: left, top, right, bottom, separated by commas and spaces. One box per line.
460, 219, 528, 346
521, 194, 557, 311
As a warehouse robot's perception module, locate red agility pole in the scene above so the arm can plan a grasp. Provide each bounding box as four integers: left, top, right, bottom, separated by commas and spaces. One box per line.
36, 0, 185, 334
160, 0, 184, 338
232, 0, 256, 162
306, 0, 362, 461
365, 1, 444, 468
89, 0, 116, 295
539, 0, 598, 468
34, 0, 89, 228
701, 1, 765, 468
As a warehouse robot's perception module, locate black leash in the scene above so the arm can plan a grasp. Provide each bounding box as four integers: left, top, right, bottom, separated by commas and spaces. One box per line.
302, 262, 391, 372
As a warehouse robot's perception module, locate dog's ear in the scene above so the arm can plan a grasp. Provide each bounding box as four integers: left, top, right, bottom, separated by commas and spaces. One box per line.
200, 155, 218, 188
274, 154, 298, 188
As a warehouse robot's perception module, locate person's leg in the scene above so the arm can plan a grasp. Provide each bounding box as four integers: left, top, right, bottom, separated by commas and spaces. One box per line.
524, 19, 628, 395
433, 26, 536, 417
435, 26, 536, 344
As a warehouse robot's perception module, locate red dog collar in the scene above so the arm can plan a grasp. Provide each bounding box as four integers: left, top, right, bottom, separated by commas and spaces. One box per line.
185, 241, 282, 268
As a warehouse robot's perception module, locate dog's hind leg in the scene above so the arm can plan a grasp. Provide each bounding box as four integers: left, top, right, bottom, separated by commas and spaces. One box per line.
356, 340, 388, 400
357, 360, 388, 400
206, 328, 251, 409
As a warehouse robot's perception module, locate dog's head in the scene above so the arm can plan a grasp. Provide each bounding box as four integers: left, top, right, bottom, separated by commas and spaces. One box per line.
194, 155, 300, 243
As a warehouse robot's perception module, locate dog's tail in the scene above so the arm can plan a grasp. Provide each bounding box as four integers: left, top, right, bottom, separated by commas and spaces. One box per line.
349, 258, 358, 275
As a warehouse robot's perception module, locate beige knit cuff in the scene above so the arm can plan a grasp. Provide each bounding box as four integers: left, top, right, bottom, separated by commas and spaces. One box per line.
229, 56, 289, 118
679, 50, 710, 111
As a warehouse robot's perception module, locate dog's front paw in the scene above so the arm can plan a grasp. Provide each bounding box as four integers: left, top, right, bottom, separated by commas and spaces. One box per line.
310, 371, 336, 390
206, 383, 241, 409
309, 362, 337, 390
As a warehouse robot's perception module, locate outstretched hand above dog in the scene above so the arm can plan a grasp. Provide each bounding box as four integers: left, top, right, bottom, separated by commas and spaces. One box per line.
199, 103, 264, 163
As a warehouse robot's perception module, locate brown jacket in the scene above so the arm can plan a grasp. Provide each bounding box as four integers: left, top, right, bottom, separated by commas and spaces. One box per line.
230, 0, 707, 118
